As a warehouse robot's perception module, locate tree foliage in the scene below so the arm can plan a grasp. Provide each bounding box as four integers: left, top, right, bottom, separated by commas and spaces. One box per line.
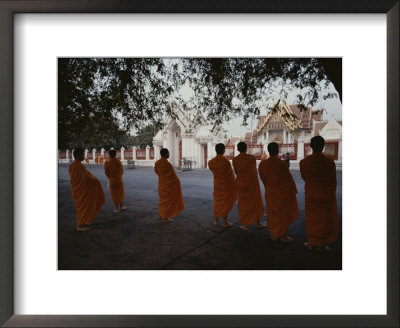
58, 57, 341, 148
130, 123, 162, 148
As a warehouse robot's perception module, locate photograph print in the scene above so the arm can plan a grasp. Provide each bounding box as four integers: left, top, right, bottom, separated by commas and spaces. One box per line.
58, 58, 342, 270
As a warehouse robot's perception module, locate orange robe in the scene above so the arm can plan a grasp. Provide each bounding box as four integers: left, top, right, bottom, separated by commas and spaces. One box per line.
232, 153, 264, 226
154, 158, 184, 219
300, 152, 338, 247
69, 160, 105, 225
104, 158, 125, 208
208, 154, 237, 217
258, 155, 299, 239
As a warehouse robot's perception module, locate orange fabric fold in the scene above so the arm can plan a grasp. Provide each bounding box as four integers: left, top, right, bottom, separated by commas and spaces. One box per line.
300, 153, 338, 247
154, 158, 184, 219
232, 153, 264, 226
69, 160, 105, 225
104, 158, 125, 208
258, 156, 299, 239
208, 154, 237, 217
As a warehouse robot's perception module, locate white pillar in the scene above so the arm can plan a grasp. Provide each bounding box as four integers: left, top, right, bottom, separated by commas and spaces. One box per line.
234, 141, 239, 157
283, 131, 287, 144
84, 149, 88, 159
92, 148, 96, 160
132, 146, 137, 160
72, 149, 75, 161
101, 148, 105, 157
65, 149, 69, 160
207, 141, 213, 167
121, 146, 125, 160
297, 141, 304, 161
146, 145, 150, 160
338, 140, 342, 163
266, 130, 269, 143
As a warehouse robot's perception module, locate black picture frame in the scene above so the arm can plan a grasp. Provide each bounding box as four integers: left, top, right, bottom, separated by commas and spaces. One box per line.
0, 1, 398, 327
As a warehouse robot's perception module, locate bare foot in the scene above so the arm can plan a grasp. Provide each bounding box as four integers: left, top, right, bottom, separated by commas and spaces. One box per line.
280, 235, 294, 242
213, 220, 219, 226
256, 223, 266, 229
120, 207, 127, 211
223, 222, 233, 227
113, 209, 120, 213
240, 225, 248, 231
317, 245, 331, 252
162, 218, 173, 223
304, 242, 314, 250
76, 226, 90, 231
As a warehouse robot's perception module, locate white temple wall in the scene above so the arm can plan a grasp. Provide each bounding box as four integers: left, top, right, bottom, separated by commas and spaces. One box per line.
207, 141, 213, 168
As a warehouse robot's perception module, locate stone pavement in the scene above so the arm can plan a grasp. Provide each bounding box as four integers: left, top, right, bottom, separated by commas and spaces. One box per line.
58, 164, 342, 270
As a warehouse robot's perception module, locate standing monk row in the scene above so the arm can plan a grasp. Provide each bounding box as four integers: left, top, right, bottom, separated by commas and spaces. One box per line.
300, 136, 338, 252
208, 143, 237, 227
259, 142, 298, 242
104, 149, 126, 213
232, 142, 265, 231
154, 148, 185, 223
69, 147, 105, 231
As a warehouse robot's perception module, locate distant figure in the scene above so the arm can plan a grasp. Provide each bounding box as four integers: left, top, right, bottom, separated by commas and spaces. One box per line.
285, 152, 290, 168
258, 142, 298, 242
154, 148, 184, 223
261, 151, 267, 160
208, 143, 237, 227
300, 136, 338, 252
69, 147, 105, 231
232, 142, 265, 231
104, 149, 126, 213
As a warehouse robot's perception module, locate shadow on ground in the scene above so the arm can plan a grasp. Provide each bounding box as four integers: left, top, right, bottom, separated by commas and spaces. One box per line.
58, 164, 342, 270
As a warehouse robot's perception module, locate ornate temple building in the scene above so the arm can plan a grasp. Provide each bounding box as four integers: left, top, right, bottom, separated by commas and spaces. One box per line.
255, 101, 324, 145
253, 101, 342, 162
152, 104, 224, 168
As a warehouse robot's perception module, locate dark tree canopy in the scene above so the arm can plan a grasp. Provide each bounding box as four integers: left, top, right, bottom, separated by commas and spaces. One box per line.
58, 57, 341, 149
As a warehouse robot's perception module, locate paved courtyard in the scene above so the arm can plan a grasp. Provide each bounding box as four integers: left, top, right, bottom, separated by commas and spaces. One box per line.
58, 164, 342, 270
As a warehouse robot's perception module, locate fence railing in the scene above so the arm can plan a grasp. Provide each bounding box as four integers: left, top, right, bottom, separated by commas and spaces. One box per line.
136, 149, 146, 160
279, 143, 298, 160
58, 146, 156, 164
304, 141, 339, 160
247, 144, 263, 160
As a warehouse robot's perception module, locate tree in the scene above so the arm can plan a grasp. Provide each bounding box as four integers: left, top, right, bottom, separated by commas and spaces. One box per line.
58, 57, 341, 148
178, 58, 342, 129
130, 123, 162, 148
58, 58, 174, 149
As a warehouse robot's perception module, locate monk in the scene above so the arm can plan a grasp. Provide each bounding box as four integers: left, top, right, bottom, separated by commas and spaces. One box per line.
104, 149, 126, 213
154, 148, 184, 223
69, 147, 105, 231
300, 136, 339, 252
232, 142, 265, 231
208, 143, 237, 227
258, 142, 299, 242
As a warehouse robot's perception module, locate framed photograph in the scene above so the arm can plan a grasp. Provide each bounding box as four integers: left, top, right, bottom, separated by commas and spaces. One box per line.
1, 1, 398, 327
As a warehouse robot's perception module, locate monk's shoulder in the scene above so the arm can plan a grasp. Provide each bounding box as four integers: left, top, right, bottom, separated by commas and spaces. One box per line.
258, 158, 267, 169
